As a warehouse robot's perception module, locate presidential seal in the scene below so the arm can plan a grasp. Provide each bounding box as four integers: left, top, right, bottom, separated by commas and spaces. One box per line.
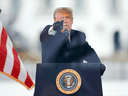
56, 69, 82, 94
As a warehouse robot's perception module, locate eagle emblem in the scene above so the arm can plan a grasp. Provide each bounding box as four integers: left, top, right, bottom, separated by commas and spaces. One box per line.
64, 75, 75, 88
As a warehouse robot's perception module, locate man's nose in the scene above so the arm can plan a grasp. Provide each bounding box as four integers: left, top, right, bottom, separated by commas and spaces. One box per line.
63, 17, 67, 23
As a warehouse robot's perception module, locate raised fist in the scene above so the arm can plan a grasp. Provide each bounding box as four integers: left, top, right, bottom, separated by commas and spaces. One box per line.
53, 20, 63, 31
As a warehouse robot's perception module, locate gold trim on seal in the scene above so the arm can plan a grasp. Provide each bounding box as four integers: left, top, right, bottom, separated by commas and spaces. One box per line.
56, 69, 82, 94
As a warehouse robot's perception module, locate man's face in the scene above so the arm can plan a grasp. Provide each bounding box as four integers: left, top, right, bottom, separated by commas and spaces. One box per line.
54, 12, 73, 32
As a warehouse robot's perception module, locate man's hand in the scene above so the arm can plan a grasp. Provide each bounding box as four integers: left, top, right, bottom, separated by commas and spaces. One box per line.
53, 20, 63, 32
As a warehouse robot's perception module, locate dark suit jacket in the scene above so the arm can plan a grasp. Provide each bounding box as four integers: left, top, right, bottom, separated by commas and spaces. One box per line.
40, 25, 101, 63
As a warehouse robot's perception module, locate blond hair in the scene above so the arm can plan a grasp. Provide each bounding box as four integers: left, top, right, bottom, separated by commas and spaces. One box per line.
54, 7, 73, 20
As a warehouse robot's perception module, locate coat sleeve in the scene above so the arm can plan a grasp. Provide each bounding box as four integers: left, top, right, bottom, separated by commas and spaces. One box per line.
40, 26, 66, 63
82, 33, 101, 63
40, 25, 52, 42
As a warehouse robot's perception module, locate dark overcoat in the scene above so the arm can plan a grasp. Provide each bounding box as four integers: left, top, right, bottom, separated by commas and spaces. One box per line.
40, 25, 101, 63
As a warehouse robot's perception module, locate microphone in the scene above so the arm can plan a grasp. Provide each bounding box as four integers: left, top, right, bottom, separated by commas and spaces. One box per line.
64, 29, 69, 37
64, 29, 70, 42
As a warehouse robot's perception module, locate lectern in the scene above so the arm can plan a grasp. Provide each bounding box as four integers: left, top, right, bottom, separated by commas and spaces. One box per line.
34, 63, 105, 96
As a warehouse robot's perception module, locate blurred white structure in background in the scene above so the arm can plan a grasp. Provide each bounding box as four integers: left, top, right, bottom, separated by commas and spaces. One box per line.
0, 0, 128, 58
